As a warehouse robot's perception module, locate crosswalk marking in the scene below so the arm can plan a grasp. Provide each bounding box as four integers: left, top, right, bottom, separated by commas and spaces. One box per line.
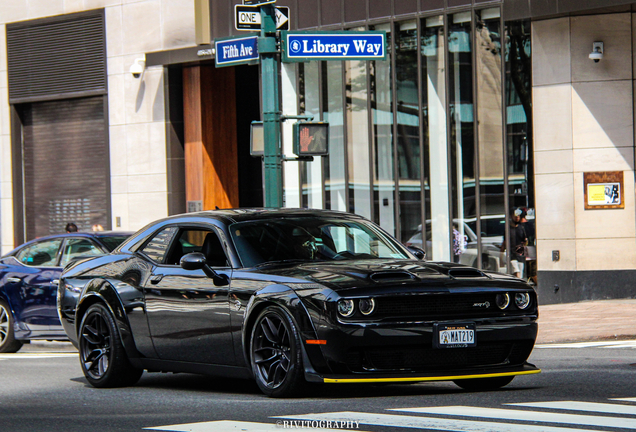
612, 397, 636, 402
0, 353, 77, 359
144, 420, 362, 432
391, 406, 636, 430
536, 340, 636, 349
276, 411, 601, 432
509, 401, 636, 415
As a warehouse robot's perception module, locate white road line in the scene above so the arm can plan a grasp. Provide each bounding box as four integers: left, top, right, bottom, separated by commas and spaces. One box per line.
509, 401, 636, 415
0, 353, 77, 359
275, 411, 602, 432
144, 420, 361, 432
536, 340, 636, 349
391, 406, 636, 430
611, 398, 636, 403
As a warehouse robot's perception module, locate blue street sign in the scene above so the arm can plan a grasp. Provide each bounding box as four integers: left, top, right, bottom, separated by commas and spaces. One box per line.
215, 34, 259, 67
282, 31, 387, 62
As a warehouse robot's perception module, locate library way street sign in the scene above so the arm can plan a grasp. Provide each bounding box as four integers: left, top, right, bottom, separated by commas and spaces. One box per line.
282, 31, 387, 62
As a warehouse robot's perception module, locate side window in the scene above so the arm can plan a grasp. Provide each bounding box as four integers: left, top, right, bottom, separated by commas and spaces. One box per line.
165, 229, 228, 267
16, 239, 63, 267
60, 238, 103, 267
139, 227, 179, 264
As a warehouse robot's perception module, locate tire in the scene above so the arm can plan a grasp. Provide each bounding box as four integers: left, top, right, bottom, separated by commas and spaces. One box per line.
250, 306, 305, 397
0, 300, 23, 353
453, 375, 514, 391
78, 303, 142, 388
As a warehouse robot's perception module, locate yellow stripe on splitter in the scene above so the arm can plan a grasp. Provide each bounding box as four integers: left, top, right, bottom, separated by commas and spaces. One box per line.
323, 369, 541, 384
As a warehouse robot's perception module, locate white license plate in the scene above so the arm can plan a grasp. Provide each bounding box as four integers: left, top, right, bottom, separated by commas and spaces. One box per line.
434, 323, 476, 348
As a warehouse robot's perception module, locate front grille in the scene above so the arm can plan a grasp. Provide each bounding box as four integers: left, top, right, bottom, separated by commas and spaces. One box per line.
345, 341, 533, 372
375, 294, 502, 319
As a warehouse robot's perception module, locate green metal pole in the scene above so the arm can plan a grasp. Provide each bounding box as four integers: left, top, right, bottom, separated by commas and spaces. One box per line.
259, 4, 283, 208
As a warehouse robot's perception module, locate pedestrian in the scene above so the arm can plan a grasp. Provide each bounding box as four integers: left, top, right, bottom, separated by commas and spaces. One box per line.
65, 222, 78, 233
500, 208, 527, 279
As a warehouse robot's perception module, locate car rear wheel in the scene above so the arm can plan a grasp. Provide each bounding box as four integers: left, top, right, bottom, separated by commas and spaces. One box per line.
79, 303, 142, 388
453, 375, 514, 391
0, 300, 23, 353
250, 306, 305, 397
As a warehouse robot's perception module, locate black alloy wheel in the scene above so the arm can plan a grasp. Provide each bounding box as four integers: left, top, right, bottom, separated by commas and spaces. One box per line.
453, 375, 515, 391
250, 306, 305, 397
78, 303, 142, 388
0, 300, 23, 353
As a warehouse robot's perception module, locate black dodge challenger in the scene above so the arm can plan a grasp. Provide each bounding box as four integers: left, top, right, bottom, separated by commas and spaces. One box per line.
57, 208, 539, 397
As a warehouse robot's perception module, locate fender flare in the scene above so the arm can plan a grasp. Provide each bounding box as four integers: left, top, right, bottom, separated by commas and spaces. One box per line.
241, 284, 325, 380
75, 279, 141, 363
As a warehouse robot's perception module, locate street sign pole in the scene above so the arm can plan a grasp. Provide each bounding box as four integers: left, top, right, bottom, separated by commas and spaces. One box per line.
259, 4, 283, 208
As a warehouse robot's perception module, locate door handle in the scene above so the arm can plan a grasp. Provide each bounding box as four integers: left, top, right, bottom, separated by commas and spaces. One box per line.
150, 275, 163, 284
51, 279, 59, 286
6, 277, 21, 283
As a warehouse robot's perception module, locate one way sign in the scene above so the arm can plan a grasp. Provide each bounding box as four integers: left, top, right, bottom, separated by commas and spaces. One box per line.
235, 5, 290, 31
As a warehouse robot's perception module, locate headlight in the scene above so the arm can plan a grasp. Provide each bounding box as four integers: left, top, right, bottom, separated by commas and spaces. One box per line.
358, 298, 375, 315
337, 299, 355, 317
496, 293, 510, 310
515, 292, 531, 309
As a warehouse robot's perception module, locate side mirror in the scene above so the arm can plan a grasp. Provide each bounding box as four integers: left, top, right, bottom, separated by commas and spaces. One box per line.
407, 246, 426, 260
180, 252, 229, 286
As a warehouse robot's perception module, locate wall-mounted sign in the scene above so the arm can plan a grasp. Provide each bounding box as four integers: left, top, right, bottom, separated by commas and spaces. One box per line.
214, 34, 259, 67
584, 171, 624, 210
282, 31, 387, 62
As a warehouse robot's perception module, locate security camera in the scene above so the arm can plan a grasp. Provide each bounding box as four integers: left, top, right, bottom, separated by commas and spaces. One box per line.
589, 42, 603, 63
130, 57, 145, 78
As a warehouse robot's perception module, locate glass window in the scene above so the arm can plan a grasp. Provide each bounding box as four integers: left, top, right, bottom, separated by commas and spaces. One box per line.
299, 61, 323, 209
421, 15, 449, 261
449, 12, 476, 265
395, 20, 421, 244
140, 226, 178, 264
165, 229, 228, 267
322, 61, 347, 212
230, 217, 409, 267
370, 23, 395, 235
345, 39, 371, 219
97, 235, 129, 252
16, 239, 63, 267
476, 7, 505, 272
60, 238, 102, 267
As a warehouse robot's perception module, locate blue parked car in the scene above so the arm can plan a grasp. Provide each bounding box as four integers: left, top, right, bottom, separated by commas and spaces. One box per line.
0, 231, 131, 352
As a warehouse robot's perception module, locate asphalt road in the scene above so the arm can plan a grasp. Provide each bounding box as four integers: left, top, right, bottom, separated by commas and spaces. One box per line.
2, 341, 636, 432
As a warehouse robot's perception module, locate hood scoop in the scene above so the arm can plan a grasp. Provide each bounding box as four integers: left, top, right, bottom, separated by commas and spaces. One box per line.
370, 270, 417, 283
447, 268, 487, 278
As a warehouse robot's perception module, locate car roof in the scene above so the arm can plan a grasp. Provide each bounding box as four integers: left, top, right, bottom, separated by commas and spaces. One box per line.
3, 231, 134, 256
157, 208, 364, 224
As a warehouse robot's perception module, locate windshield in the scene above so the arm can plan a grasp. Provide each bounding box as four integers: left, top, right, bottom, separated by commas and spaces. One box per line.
99, 235, 130, 252
229, 217, 410, 267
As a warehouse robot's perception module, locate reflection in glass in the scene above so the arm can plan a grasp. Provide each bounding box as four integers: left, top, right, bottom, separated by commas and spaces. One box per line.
370, 23, 395, 234
396, 20, 421, 244
476, 8, 505, 272
299, 61, 323, 209
421, 15, 448, 261
505, 19, 534, 279
322, 61, 347, 211
345, 58, 371, 219
449, 12, 475, 265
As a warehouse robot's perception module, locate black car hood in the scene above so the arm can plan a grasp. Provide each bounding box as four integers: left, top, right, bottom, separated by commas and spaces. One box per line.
252, 259, 521, 292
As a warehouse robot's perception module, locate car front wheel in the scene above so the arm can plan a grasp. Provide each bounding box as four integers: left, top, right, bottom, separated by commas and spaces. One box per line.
453, 375, 514, 391
0, 300, 23, 353
78, 303, 142, 388
250, 305, 305, 397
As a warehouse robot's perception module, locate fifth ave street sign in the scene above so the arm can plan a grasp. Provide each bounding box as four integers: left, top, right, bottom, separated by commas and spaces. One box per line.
282, 31, 387, 62
215, 34, 259, 67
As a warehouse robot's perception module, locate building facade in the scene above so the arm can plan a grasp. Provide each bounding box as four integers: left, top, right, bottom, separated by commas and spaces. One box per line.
0, 0, 635, 304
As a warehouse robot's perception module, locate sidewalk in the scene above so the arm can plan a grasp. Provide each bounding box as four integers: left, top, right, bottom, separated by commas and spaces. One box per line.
537, 299, 636, 344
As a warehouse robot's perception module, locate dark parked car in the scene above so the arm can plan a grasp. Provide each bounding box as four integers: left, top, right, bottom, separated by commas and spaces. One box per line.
0, 231, 132, 352
58, 209, 539, 397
